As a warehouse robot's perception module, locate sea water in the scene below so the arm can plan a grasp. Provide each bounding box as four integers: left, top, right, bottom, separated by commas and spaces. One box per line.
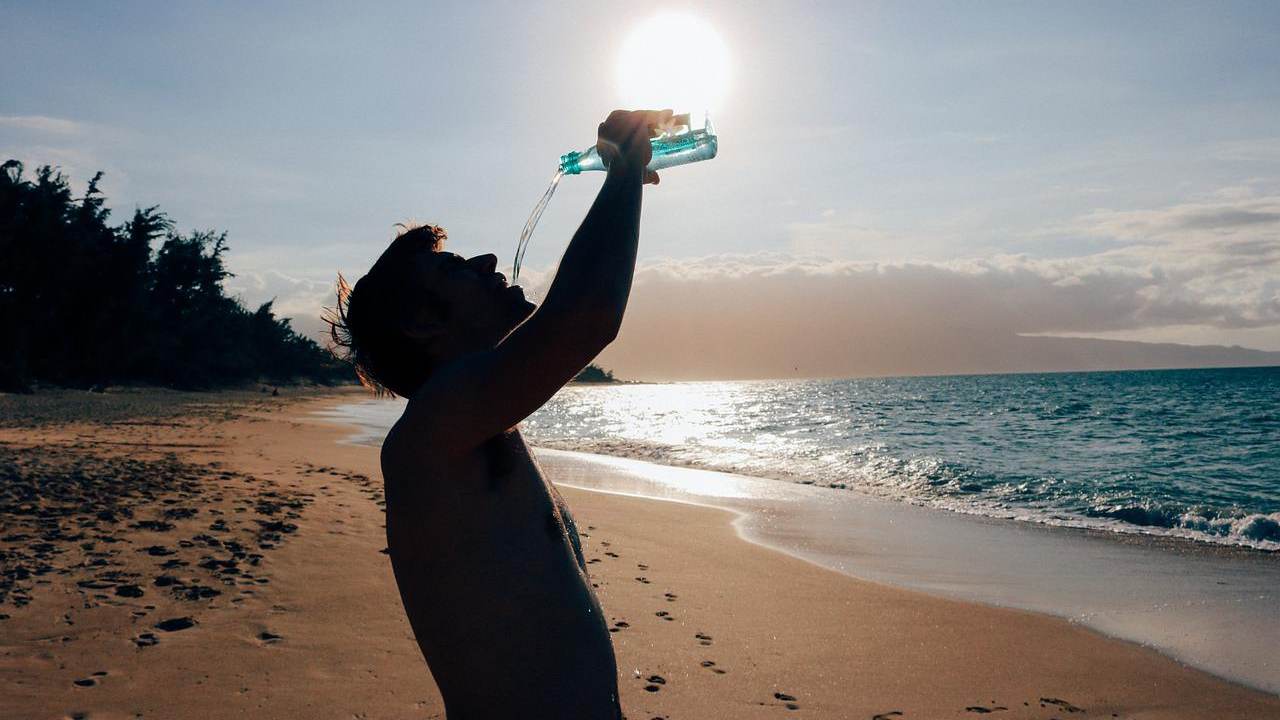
329, 366, 1280, 552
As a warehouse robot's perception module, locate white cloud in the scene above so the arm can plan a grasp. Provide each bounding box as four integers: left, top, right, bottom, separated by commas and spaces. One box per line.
221, 188, 1280, 377
225, 269, 336, 341
0, 115, 83, 134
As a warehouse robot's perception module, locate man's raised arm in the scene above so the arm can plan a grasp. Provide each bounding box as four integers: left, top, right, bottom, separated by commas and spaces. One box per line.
405, 109, 671, 450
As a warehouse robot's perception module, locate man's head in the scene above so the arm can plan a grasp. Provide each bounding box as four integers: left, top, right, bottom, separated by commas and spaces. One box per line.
326, 224, 536, 397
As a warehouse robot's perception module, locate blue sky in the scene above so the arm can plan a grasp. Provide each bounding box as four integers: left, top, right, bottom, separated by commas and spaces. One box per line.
3, 1, 1278, 370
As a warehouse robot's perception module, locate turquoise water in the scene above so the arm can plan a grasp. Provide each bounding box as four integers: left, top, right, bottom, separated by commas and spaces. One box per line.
336, 366, 1280, 551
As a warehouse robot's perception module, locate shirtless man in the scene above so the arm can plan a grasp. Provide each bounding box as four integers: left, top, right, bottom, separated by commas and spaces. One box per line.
327, 109, 670, 718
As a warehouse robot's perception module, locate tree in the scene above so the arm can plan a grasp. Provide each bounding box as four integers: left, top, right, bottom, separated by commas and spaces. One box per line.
573, 364, 617, 383
0, 160, 349, 391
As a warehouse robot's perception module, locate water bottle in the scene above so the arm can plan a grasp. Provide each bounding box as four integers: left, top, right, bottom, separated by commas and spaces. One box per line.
512, 112, 720, 281
558, 112, 718, 175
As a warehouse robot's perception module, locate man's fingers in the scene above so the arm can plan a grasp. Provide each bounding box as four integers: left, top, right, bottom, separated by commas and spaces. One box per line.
644, 170, 660, 185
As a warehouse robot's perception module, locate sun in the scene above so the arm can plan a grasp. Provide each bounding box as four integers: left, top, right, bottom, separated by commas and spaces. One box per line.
616, 12, 730, 115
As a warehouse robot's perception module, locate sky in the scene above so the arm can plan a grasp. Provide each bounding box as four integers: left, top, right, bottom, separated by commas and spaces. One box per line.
3, 1, 1279, 378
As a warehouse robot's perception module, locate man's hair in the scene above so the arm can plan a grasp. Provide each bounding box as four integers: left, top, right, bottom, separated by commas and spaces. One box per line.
325, 223, 448, 397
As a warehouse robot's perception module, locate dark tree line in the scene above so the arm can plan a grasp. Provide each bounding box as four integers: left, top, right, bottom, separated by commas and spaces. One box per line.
0, 160, 350, 391
573, 364, 617, 383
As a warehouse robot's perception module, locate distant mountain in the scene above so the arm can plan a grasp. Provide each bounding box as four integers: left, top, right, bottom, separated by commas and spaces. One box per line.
595, 325, 1280, 381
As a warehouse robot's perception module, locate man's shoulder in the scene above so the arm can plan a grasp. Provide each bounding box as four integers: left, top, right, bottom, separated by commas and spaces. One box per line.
382, 401, 436, 462
380, 392, 469, 467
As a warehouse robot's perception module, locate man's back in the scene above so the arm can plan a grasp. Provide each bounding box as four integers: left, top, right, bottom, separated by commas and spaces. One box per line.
381, 419, 620, 717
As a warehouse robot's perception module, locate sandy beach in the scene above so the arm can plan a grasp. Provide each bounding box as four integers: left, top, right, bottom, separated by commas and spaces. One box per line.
2, 389, 1278, 719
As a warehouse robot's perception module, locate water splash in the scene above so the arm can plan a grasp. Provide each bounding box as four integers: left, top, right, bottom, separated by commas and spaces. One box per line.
512, 168, 563, 283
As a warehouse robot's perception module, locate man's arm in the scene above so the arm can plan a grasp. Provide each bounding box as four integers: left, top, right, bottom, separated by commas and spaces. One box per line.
402, 110, 669, 452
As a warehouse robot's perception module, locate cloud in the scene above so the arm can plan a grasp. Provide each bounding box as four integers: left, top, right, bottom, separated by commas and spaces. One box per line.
225, 268, 336, 341
0, 115, 83, 134
1079, 194, 1280, 239
229, 189, 1280, 378
589, 251, 1279, 379
583, 190, 1280, 378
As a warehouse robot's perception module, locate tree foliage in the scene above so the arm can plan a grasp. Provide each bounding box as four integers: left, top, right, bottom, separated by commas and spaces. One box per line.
573, 364, 616, 383
0, 160, 349, 391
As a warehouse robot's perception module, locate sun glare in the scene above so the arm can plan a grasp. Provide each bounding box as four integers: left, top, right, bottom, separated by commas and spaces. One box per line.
616, 12, 730, 115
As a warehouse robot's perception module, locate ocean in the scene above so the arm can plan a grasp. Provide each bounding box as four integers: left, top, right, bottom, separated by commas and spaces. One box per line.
335, 366, 1280, 552
319, 365, 1280, 691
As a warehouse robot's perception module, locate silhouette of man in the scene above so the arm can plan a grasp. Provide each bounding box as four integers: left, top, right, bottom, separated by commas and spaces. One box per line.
328, 109, 670, 718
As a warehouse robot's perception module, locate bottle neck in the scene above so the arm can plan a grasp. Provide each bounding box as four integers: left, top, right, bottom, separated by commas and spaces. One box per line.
559, 150, 584, 175
559, 146, 604, 175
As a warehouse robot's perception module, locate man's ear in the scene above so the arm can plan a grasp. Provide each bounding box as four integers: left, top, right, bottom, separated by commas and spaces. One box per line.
403, 317, 447, 352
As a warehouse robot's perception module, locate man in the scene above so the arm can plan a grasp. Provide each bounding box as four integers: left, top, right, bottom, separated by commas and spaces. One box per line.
327, 109, 671, 718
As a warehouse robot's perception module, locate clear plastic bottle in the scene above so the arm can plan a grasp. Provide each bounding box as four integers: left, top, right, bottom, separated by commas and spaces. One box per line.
512, 112, 720, 281
558, 112, 718, 175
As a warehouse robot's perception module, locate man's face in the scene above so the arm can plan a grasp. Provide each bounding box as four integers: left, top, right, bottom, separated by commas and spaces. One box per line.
410, 250, 536, 347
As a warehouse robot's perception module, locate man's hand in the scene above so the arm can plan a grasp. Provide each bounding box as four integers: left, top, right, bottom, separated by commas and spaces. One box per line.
597, 109, 672, 186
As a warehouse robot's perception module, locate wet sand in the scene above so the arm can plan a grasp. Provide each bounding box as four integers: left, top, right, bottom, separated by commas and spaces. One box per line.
1, 389, 1278, 719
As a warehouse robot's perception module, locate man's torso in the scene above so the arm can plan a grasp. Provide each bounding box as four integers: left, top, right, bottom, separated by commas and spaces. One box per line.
381, 420, 619, 717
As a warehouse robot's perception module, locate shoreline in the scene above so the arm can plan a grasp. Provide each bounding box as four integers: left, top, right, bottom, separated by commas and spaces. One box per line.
534, 448, 1280, 697
314, 395, 1280, 698
317, 395, 1280, 554
3, 389, 1277, 718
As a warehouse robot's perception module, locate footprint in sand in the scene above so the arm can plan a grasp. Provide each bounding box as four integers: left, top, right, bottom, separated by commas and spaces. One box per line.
701, 660, 727, 674
663, 592, 677, 602
258, 631, 283, 644
655, 610, 674, 621
872, 712, 903, 720
643, 674, 666, 692
637, 563, 649, 571
635, 576, 651, 584
695, 632, 713, 646
114, 583, 144, 598
604, 551, 619, 558
133, 632, 159, 647
774, 692, 800, 711
154, 616, 196, 632
1039, 697, 1084, 713
609, 620, 630, 633
966, 705, 1008, 714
